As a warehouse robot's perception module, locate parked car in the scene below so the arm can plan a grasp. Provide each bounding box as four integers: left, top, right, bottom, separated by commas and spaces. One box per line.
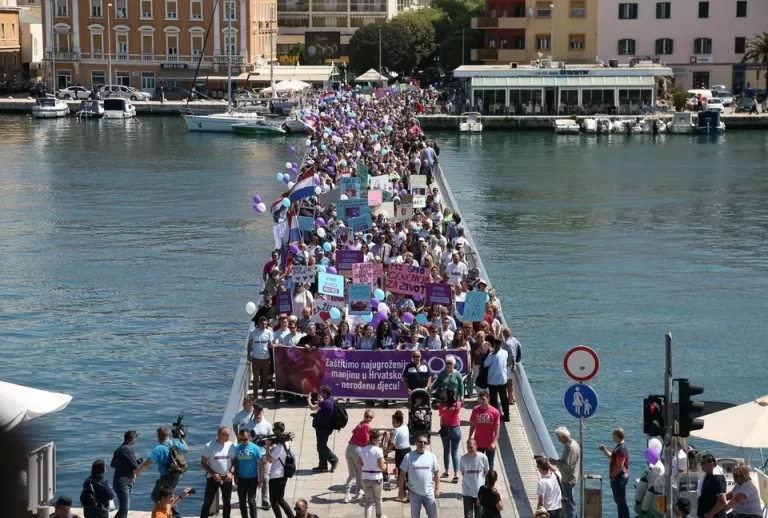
57, 86, 91, 100
99, 84, 152, 101
706, 97, 724, 112
155, 86, 193, 101
714, 90, 734, 106
734, 97, 755, 113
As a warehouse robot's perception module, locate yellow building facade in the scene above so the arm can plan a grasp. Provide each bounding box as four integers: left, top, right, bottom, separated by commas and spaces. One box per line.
0, 3, 22, 80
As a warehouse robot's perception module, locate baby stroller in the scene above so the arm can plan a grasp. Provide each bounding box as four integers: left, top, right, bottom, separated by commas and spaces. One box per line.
408, 388, 433, 445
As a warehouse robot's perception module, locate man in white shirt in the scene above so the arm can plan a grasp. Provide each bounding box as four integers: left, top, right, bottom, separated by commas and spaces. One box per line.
243, 404, 273, 511
281, 319, 305, 346
398, 435, 440, 518
232, 395, 254, 435
247, 317, 274, 401
200, 427, 237, 518
446, 254, 468, 286
460, 439, 489, 518
536, 457, 563, 518
440, 242, 455, 270
273, 316, 291, 345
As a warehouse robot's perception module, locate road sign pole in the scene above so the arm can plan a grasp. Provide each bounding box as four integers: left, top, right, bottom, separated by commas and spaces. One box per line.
579, 415, 585, 518
664, 333, 673, 518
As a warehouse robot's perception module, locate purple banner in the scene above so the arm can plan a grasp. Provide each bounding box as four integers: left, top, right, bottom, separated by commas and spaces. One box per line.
276, 291, 293, 314
273, 347, 469, 399
425, 283, 454, 306
335, 250, 364, 273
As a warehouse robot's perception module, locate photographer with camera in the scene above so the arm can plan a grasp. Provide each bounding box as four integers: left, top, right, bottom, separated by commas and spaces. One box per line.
135, 424, 188, 518
307, 385, 339, 473
199, 426, 237, 518
266, 422, 295, 518
243, 403, 273, 511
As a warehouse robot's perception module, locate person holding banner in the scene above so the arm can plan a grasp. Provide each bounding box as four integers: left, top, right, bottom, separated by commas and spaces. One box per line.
334, 321, 356, 350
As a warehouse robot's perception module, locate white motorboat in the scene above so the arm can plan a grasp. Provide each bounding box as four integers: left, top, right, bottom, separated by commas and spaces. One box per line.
668, 112, 694, 134
630, 118, 655, 134
553, 119, 580, 134
597, 117, 614, 134
77, 100, 104, 119
183, 111, 274, 133
582, 118, 598, 134
232, 120, 287, 136
103, 98, 136, 119
31, 96, 69, 118
459, 112, 483, 133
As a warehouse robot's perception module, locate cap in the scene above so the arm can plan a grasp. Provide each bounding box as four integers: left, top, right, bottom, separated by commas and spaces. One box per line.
55, 497, 73, 507
478, 279, 488, 286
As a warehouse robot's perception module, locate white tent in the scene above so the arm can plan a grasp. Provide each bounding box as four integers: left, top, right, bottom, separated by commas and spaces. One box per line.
0, 381, 73, 431
354, 69, 388, 83
690, 395, 768, 448
273, 79, 311, 92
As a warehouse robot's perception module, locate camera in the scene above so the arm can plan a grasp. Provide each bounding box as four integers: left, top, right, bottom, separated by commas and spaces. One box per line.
171, 415, 186, 439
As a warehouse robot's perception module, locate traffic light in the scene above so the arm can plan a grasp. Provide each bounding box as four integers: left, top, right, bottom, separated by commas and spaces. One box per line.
677, 378, 704, 437
643, 395, 665, 436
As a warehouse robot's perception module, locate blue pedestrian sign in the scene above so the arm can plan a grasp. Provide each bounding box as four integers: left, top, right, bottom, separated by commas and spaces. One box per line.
564, 383, 598, 419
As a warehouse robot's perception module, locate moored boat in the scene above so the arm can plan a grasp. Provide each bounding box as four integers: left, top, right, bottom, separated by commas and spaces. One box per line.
553, 119, 579, 134
31, 96, 69, 119
459, 112, 483, 132
232, 121, 287, 136
103, 98, 136, 119
183, 111, 272, 133
77, 100, 104, 119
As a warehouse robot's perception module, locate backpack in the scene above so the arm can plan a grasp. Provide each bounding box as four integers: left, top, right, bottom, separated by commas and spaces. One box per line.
166, 441, 188, 475
80, 481, 97, 508
278, 444, 297, 478
330, 401, 349, 430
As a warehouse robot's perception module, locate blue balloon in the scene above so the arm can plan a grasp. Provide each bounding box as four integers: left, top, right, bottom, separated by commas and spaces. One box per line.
323, 242, 332, 252
373, 288, 385, 300
317, 264, 327, 273
362, 313, 373, 323
282, 198, 290, 208
276, 172, 284, 181
381, 149, 388, 156
415, 313, 428, 325
329, 307, 341, 320
320, 144, 327, 151
320, 257, 330, 266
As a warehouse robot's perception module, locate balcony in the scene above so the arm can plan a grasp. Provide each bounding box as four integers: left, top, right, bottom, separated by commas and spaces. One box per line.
313, 2, 348, 11
142, 54, 154, 61
471, 48, 528, 63
214, 55, 245, 64
471, 16, 527, 29
44, 51, 80, 60
116, 53, 129, 60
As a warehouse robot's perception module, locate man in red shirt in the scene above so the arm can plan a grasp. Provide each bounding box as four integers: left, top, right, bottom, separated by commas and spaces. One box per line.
262, 250, 280, 281
469, 390, 501, 470
600, 428, 629, 518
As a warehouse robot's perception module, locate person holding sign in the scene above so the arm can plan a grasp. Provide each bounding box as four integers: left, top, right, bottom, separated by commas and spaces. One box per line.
292, 283, 314, 316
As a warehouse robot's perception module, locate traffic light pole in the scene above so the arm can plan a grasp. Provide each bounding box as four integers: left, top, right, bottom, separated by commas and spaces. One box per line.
664, 333, 674, 518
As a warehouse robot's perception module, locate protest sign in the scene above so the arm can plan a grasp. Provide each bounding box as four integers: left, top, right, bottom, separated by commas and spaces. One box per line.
276, 291, 293, 313
348, 213, 373, 232
339, 177, 361, 199
274, 348, 469, 399
425, 283, 453, 306
335, 250, 364, 273
382, 190, 394, 202
385, 263, 430, 296
272, 221, 288, 249
357, 161, 370, 193
310, 295, 346, 324
318, 271, 345, 297
297, 216, 315, 232
411, 175, 428, 208
371, 201, 394, 221
318, 188, 341, 206
332, 225, 354, 245
462, 291, 487, 322
291, 265, 317, 283
348, 284, 371, 315
368, 190, 383, 206
395, 202, 413, 223
337, 198, 369, 221
352, 263, 383, 287
370, 175, 393, 194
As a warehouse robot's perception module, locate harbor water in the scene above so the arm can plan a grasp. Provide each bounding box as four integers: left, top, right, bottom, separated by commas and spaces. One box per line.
1, 115, 767, 512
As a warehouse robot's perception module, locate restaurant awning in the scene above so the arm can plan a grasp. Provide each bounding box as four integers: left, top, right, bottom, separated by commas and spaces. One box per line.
471, 76, 657, 88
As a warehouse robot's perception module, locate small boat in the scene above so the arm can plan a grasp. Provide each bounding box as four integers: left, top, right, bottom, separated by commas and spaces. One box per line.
629, 118, 655, 134
459, 112, 483, 133
281, 116, 310, 135
103, 98, 136, 119
668, 112, 694, 134
553, 119, 580, 134
696, 110, 725, 134
77, 100, 104, 119
582, 118, 598, 134
183, 111, 273, 133
231, 121, 287, 136
597, 117, 614, 134
31, 96, 69, 118
654, 119, 668, 134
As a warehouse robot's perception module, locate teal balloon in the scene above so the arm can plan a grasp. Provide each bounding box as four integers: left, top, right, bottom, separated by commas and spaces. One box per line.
381, 149, 388, 156
276, 172, 284, 181
362, 313, 373, 323
374, 288, 385, 300
415, 313, 428, 325
340, 159, 347, 166
320, 144, 327, 151
329, 307, 341, 319
322, 242, 332, 252
317, 264, 327, 272
282, 198, 290, 208
486, 293, 490, 303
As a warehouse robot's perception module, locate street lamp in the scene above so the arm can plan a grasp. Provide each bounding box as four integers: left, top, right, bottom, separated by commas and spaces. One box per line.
50, 0, 56, 90
549, 2, 554, 62
107, 3, 112, 85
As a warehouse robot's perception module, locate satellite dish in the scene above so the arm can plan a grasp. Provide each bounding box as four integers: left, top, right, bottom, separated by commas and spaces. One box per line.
527, 7, 534, 16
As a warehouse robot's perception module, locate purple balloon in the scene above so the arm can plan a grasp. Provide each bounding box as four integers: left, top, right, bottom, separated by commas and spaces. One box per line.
289, 244, 299, 254
645, 448, 660, 465
315, 217, 326, 227
327, 266, 337, 275
290, 167, 298, 175
413, 294, 423, 301
289, 146, 296, 153
253, 195, 262, 204
291, 162, 298, 168
370, 297, 380, 308
314, 175, 321, 186
358, 145, 365, 152
400, 189, 408, 196
403, 312, 414, 324
326, 166, 334, 173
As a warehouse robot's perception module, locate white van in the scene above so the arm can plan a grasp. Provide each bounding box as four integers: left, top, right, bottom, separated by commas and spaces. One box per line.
99, 84, 152, 101
687, 89, 713, 109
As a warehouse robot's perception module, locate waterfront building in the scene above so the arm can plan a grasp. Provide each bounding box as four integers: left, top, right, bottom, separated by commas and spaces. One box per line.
0, 0, 22, 81
41, 0, 278, 92
454, 62, 671, 115
596, 0, 768, 93
20, 6, 44, 80
470, 0, 597, 66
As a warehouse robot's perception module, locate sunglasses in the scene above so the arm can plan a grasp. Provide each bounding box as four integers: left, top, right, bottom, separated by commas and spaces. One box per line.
417, 440, 428, 444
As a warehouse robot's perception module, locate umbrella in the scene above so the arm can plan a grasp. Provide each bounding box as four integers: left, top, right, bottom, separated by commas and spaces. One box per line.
273, 80, 311, 93
690, 395, 768, 448
0, 381, 73, 431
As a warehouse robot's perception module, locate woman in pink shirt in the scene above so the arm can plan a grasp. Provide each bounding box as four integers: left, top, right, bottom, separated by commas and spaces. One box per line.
344, 410, 374, 503
439, 389, 463, 483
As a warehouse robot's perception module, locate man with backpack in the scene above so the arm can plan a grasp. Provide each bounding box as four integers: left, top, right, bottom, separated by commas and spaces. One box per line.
135, 427, 189, 518
266, 422, 296, 518
306, 385, 341, 473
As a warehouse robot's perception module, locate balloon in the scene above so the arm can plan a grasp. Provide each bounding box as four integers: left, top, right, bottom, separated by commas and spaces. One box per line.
315, 217, 326, 227
370, 298, 380, 308
381, 148, 389, 156
315, 186, 322, 195
329, 307, 341, 320
289, 244, 299, 254
282, 176, 290, 185
314, 175, 321, 186
317, 264, 327, 273
282, 198, 290, 208
415, 313, 428, 325
326, 166, 334, 173
287, 181, 295, 189
317, 227, 326, 238
644, 448, 660, 465
340, 194, 348, 201
253, 195, 262, 204
648, 438, 662, 455
320, 144, 327, 151
305, 138, 312, 146
289, 146, 296, 153
292, 162, 298, 168
246, 302, 257, 315
362, 313, 373, 323
340, 159, 347, 167
413, 294, 423, 302
322, 242, 332, 252
403, 312, 414, 324
253, 204, 262, 213
276, 172, 284, 181
377, 302, 389, 314
257, 202, 266, 212
285, 162, 292, 169
327, 266, 337, 275
290, 167, 298, 175
485, 293, 490, 303
374, 288, 385, 300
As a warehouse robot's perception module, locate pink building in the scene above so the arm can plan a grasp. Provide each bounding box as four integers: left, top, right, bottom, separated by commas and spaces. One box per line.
596, 0, 767, 92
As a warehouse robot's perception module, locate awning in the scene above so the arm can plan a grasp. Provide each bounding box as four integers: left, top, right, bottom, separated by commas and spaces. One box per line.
471, 76, 657, 88
158, 69, 202, 81
0, 381, 73, 431
207, 73, 251, 81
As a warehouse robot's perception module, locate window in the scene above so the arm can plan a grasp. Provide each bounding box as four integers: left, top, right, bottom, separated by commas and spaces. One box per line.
11, 23, 15, 38
692, 71, 709, 89
698, 1, 708, 18
694, 37, 712, 54
1, 23, 4, 39
736, 0, 746, 17
535, 1, 551, 17
656, 2, 670, 18
536, 35, 551, 49
224, 0, 236, 20
91, 0, 102, 17
56, 0, 67, 16
513, 2, 525, 16
141, 34, 153, 59
569, 34, 585, 50
655, 38, 673, 54
91, 32, 103, 56
191, 32, 204, 57
224, 33, 237, 56
116, 71, 130, 86
735, 36, 746, 54
91, 71, 106, 87
141, 0, 152, 18
569, 0, 585, 17
115, 0, 127, 18
166, 0, 178, 19
116, 34, 128, 58
57, 70, 71, 89
511, 34, 525, 49
618, 38, 635, 55
618, 3, 637, 19
166, 34, 179, 59
191, 0, 203, 19
141, 72, 156, 90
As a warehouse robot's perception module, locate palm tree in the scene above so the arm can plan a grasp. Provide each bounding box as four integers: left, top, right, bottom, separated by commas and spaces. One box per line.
742, 32, 768, 91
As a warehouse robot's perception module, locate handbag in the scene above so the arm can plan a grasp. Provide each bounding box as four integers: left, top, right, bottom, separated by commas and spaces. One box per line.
475, 366, 489, 389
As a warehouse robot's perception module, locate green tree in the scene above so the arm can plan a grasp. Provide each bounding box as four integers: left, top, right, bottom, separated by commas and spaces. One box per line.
438, 30, 482, 70
671, 85, 689, 112
348, 23, 415, 76
391, 11, 438, 68
742, 32, 768, 91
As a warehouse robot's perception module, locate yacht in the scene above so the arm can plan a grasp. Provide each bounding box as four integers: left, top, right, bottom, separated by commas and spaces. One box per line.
77, 100, 104, 119
31, 96, 69, 118
553, 119, 580, 134
103, 98, 136, 119
232, 120, 287, 136
459, 112, 483, 132
183, 111, 274, 133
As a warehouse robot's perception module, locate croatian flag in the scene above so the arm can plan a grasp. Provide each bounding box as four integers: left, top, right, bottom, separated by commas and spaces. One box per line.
279, 208, 303, 272
271, 167, 316, 221
320, 92, 335, 103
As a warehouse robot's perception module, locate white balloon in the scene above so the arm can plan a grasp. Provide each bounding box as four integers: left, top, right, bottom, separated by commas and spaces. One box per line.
317, 227, 326, 238
305, 139, 312, 146
340, 194, 348, 201
245, 302, 257, 315
257, 202, 266, 212
285, 162, 292, 169
287, 181, 295, 189
315, 186, 322, 195
356, 151, 362, 158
